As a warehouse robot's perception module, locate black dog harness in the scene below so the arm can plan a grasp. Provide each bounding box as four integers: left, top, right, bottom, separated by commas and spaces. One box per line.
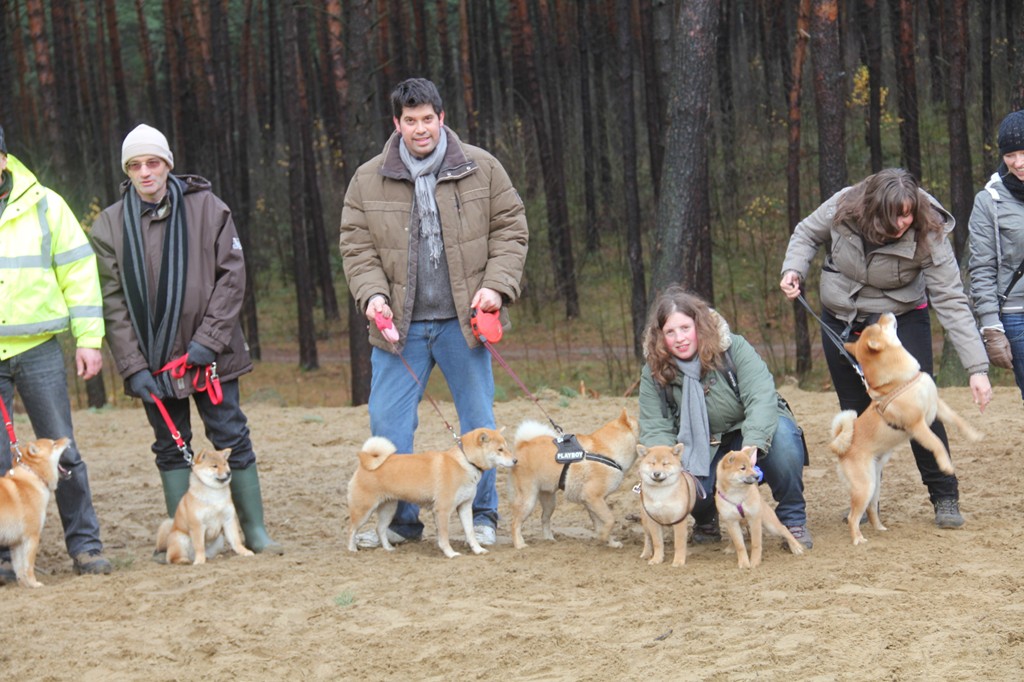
554, 433, 622, 490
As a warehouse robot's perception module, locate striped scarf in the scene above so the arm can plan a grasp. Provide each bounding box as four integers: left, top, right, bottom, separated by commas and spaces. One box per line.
120, 175, 188, 395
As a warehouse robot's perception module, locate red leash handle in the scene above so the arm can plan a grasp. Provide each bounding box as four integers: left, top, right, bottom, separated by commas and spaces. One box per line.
156, 354, 223, 405
470, 307, 503, 344
374, 311, 400, 343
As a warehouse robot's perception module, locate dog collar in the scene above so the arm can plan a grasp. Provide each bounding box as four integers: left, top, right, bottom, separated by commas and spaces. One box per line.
716, 489, 745, 518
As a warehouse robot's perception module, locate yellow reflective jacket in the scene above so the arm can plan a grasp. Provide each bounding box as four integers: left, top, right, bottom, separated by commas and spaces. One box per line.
0, 154, 104, 360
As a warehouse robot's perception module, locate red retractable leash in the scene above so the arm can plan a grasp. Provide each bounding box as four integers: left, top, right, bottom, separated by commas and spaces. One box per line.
374, 312, 463, 450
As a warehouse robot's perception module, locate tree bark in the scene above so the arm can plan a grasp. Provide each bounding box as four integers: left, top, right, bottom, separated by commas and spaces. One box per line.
787, 0, 813, 377
857, 0, 884, 173
512, 0, 579, 318
343, 0, 379, 406
889, 0, 922, 180
943, 0, 972, 261
651, 0, 719, 301
811, 0, 847, 200
617, 0, 646, 358
282, 0, 318, 370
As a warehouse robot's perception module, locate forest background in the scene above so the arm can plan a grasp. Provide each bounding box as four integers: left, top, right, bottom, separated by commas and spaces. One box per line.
3, 0, 1022, 408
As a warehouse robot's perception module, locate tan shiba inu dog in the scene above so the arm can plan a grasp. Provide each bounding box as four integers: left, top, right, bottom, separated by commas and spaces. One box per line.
830, 313, 983, 545
347, 427, 515, 558
155, 448, 254, 565
510, 409, 639, 549
635, 444, 697, 567
0, 438, 70, 587
715, 447, 804, 568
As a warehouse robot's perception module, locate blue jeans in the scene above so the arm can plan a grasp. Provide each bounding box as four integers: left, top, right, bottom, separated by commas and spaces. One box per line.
0, 338, 103, 556
369, 318, 497, 538
141, 378, 256, 471
690, 414, 808, 528
1001, 313, 1024, 401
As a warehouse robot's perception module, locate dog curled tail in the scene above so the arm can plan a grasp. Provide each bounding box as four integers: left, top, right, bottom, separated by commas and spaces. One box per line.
829, 410, 858, 456
358, 436, 398, 471
514, 420, 557, 449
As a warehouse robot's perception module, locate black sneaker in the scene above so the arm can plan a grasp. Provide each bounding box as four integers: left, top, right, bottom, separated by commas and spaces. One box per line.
933, 498, 964, 529
73, 550, 112, 575
691, 519, 722, 544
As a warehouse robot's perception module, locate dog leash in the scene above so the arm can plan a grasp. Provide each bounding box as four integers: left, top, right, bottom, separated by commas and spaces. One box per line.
374, 312, 464, 451
1, 395, 71, 480
158, 354, 223, 405
149, 394, 195, 465
470, 307, 566, 436
795, 294, 869, 391
0, 395, 23, 459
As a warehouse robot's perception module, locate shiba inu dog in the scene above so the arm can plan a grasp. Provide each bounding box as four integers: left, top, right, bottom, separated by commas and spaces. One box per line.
715, 447, 804, 568
510, 409, 639, 549
830, 313, 983, 545
347, 427, 515, 558
635, 444, 697, 567
0, 438, 70, 587
155, 448, 254, 565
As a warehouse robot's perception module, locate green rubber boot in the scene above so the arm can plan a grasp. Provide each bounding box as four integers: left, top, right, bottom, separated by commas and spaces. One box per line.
229, 465, 284, 554
159, 468, 192, 518
155, 468, 191, 563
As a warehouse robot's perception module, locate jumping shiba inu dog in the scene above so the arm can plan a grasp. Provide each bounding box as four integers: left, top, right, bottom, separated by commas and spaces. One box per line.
635, 444, 697, 567
0, 438, 70, 587
155, 448, 254, 565
830, 313, 982, 545
715, 447, 804, 568
510, 410, 639, 549
347, 427, 515, 558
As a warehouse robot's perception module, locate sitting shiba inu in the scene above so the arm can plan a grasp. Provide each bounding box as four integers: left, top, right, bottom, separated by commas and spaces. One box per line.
714, 447, 804, 568
155, 448, 254, 565
635, 444, 698, 567
830, 313, 982, 545
0, 438, 70, 587
347, 427, 516, 558
510, 410, 639, 549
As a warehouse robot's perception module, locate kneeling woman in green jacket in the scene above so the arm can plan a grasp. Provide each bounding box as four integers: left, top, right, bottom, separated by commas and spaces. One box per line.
637, 285, 811, 550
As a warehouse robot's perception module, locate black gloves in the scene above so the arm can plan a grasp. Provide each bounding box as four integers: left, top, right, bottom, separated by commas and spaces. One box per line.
126, 370, 161, 403
186, 341, 216, 367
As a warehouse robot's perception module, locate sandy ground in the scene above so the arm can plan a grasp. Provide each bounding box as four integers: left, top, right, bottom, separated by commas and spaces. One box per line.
3, 383, 1024, 681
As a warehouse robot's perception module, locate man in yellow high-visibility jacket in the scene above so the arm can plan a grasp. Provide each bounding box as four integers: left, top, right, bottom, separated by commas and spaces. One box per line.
0, 125, 111, 582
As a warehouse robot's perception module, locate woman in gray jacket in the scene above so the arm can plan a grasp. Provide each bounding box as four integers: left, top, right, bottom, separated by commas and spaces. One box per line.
969, 110, 1024, 401
780, 168, 992, 530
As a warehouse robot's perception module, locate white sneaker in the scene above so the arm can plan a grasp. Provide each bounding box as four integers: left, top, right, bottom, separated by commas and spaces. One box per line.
474, 525, 496, 546
354, 529, 409, 549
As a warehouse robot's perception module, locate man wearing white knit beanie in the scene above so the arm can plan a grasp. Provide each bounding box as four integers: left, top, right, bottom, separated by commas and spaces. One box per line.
90, 124, 283, 557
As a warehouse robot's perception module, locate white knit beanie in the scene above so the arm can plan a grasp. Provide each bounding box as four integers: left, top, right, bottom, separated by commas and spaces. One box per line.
121, 124, 174, 173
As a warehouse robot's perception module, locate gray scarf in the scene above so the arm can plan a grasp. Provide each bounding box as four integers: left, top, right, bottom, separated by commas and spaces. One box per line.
675, 357, 712, 476
399, 130, 448, 268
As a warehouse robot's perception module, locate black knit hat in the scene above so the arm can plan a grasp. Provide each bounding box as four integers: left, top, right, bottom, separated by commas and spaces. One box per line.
998, 110, 1024, 156
0, 125, 6, 154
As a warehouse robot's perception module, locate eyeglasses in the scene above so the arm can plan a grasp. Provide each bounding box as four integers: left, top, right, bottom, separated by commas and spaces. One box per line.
126, 159, 164, 172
